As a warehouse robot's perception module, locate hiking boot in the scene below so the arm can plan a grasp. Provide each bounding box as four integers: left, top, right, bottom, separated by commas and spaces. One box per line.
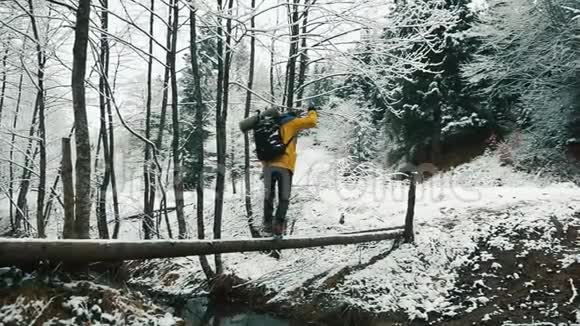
273, 224, 285, 239
262, 222, 273, 237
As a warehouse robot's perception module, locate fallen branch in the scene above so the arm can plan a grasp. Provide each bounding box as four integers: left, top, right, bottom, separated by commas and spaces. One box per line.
120, 203, 195, 222
122, 207, 174, 221
341, 226, 404, 235
569, 278, 577, 305
0, 229, 404, 265
29, 295, 61, 326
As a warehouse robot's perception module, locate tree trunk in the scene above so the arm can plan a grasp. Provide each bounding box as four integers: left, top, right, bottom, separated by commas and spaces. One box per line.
9, 73, 24, 231
149, 0, 174, 238
61, 138, 75, 239
285, 0, 300, 110
96, 125, 111, 239
189, 7, 214, 278
230, 128, 237, 195
163, 158, 173, 238
169, 0, 187, 239
43, 130, 75, 228
0, 229, 404, 265
143, 0, 155, 240
26, 0, 47, 238
244, 0, 260, 238
213, 0, 225, 274
269, 38, 276, 104
213, 0, 224, 275
92, 127, 103, 207
295, 0, 310, 108
431, 104, 441, 165
0, 49, 7, 126
213, 0, 234, 275
96, 0, 120, 238
108, 105, 121, 238
15, 102, 40, 232
43, 122, 72, 225
72, 0, 93, 239
97, 1, 111, 239
403, 173, 416, 243
102, 0, 121, 239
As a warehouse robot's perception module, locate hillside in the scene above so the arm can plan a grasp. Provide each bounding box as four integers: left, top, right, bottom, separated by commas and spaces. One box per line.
125, 139, 580, 325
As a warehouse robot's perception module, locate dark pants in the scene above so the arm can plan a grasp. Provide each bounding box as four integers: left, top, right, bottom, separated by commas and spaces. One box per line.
263, 166, 293, 233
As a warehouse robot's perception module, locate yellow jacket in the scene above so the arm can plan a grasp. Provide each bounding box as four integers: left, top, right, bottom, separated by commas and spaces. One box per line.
263, 110, 318, 172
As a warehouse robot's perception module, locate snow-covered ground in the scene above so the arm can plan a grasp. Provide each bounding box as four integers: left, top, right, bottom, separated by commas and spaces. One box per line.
2, 134, 579, 324
127, 137, 580, 323
0, 271, 182, 325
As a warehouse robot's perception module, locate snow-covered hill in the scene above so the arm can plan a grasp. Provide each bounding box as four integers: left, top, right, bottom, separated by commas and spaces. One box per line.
128, 137, 580, 324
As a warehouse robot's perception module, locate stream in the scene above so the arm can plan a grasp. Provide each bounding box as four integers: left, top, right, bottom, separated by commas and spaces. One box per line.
179, 297, 302, 326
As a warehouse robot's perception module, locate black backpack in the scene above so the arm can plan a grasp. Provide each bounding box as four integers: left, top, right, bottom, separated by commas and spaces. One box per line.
254, 116, 294, 161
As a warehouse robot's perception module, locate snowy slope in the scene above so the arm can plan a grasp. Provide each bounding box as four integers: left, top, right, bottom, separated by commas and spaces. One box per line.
129, 136, 580, 322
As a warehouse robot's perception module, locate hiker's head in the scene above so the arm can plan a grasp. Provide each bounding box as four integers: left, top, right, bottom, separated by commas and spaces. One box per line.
278, 111, 298, 124
287, 109, 302, 117
306, 100, 317, 111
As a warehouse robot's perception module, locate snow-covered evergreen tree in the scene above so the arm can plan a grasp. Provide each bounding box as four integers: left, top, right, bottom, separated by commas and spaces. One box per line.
463, 0, 580, 172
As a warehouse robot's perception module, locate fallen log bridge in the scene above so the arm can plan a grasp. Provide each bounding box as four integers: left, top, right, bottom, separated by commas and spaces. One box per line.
0, 229, 404, 266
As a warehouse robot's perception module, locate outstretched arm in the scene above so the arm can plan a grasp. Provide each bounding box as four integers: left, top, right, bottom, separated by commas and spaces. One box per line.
287, 110, 318, 131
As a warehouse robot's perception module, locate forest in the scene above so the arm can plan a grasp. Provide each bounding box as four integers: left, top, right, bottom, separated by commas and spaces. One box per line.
0, 0, 579, 325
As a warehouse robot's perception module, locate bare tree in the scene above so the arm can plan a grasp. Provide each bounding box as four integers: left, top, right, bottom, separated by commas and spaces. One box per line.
149, 0, 174, 239
15, 103, 39, 233
213, 0, 234, 275
169, 0, 187, 239
61, 137, 75, 239
285, 0, 300, 109
189, 5, 214, 278
295, 0, 311, 108
143, 0, 155, 240
71, 0, 93, 239
43, 127, 74, 231
106, 64, 121, 239
8, 73, 24, 231
96, 0, 111, 240
213, 0, 224, 274
24, 0, 48, 238
269, 36, 276, 104
0, 49, 7, 125
243, 0, 260, 238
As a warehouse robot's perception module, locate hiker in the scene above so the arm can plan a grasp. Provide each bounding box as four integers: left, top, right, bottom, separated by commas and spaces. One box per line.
260, 104, 318, 238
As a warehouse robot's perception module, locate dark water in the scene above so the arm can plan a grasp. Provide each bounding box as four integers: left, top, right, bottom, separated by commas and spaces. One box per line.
180, 297, 301, 326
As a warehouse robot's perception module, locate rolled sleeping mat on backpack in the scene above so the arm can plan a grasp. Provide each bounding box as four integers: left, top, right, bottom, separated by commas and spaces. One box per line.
262, 107, 281, 119
239, 114, 259, 133
239, 108, 281, 132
